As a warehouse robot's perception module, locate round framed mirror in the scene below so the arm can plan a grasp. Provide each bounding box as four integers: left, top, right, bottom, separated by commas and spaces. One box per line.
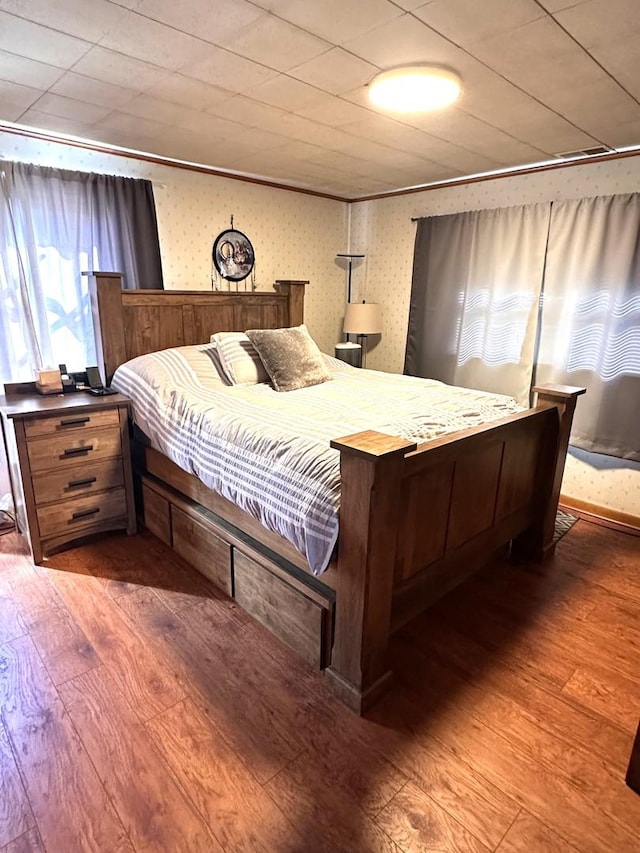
212, 228, 255, 282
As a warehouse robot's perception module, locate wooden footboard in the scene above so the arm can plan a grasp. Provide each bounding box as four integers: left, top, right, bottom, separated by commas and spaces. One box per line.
326, 385, 585, 712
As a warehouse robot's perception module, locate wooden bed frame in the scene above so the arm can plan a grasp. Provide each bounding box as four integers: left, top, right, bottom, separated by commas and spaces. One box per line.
88, 271, 585, 713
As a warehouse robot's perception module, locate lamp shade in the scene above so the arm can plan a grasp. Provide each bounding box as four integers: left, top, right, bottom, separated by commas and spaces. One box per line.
343, 302, 382, 335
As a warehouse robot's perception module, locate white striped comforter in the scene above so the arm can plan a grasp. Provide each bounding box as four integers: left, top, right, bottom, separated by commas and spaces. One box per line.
112, 345, 522, 575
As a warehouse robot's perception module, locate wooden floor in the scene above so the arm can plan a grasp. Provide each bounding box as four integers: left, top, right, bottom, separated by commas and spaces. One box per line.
1, 521, 639, 853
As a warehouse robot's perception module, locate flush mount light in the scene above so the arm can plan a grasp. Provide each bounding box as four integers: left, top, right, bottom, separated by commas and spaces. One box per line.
368, 65, 462, 113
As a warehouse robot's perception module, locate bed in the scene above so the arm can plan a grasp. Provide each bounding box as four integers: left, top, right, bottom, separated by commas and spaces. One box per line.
89, 271, 585, 713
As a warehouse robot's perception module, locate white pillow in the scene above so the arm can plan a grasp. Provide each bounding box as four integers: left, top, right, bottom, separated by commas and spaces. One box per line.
210, 331, 269, 385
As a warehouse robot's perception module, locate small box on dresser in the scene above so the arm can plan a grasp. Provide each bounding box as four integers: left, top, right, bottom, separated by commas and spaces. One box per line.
0, 389, 136, 563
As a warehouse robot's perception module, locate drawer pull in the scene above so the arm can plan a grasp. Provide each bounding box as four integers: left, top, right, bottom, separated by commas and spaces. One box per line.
62, 444, 94, 457
59, 416, 90, 427
67, 476, 97, 489
71, 507, 100, 520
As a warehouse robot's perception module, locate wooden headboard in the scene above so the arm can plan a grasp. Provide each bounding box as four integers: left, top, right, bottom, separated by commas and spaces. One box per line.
85, 271, 307, 383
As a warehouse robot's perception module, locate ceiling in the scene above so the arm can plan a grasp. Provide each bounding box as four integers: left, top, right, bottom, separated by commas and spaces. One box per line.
0, 0, 639, 199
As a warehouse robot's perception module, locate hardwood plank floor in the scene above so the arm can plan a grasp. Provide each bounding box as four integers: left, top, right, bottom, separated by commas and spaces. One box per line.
0, 521, 638, 852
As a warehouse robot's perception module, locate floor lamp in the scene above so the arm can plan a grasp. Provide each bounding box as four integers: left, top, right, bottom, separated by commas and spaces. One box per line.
336, 253, 365, 305
343, 302, 382, 368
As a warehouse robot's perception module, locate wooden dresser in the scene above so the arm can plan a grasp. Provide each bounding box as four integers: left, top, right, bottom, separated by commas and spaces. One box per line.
0, 390, 136, 563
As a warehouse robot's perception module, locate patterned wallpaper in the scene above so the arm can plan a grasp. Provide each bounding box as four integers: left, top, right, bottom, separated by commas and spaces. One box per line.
350, 154, 640, 517
1, 129, 637, 517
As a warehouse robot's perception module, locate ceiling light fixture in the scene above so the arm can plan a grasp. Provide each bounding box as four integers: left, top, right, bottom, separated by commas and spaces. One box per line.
368, 65, 462, 113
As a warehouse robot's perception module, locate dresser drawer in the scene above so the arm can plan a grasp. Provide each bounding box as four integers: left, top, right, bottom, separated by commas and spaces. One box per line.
37, 488, 128, 539
32, 458, 125, 505
27, 428, 122, 473
25, 408, 120, 438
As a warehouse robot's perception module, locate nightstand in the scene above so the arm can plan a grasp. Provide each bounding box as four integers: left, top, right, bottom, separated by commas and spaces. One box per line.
0, 391, 136, 564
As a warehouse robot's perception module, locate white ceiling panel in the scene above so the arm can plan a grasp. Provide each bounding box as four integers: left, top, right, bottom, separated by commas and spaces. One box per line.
417, 145, 505, 175
383, 161, 463, 185
50, 72, 138, 110
133, 0, 265, 46
266, 112, 349, 145
118, 93, 206, 128
229, 126, 291, 153
0, 79, 42, 112
288, 48, 378, 95
296, 95, 375, 127
415, 110, 547, 162
0, 0, 639, 198
16, 108, 95, 137
341, 13, 462, 70
99, 10, 213, 71
553, 0, 640, 46
602, 119, 640, 149
72, 47, 171, 91
30, 92, 112, 123
145, 74, 234, 112
222, 15, 331, 72
0, 101, 26, 122
183, 47, 278, 93
499, 117, 598, 155
175, 110, 250, 140
248, 0, 404, 46
394, 0, 436, 10
537, 0, 591, 10
0, 0, 126, 41
97, 110, 173, 139
245, 75, 329, 112
205, 94, 288, 133
0, 50, 62, 90
542, 77, 640, 135
0, 12, 90, 67
412, 0, 545, 44
598, 48, 640, 102
469, 17, 604, 99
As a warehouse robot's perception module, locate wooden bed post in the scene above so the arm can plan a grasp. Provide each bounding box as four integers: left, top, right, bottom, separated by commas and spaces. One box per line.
326, 430, 417, 713
85, 271, 126, 385
274, 280, 307, 327
513, 384, 586, 560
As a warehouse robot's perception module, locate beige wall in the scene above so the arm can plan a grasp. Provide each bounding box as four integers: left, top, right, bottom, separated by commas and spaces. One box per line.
351, 154, 640, 519
0, 130, 348, 353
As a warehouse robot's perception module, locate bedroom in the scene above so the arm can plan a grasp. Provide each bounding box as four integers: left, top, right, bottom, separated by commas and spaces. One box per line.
1, 1, 640, 851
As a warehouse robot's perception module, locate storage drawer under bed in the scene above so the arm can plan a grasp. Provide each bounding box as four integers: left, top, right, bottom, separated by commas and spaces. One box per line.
171, 505, 232, 597
139, 473, 334, 669
234, 551, 329, 668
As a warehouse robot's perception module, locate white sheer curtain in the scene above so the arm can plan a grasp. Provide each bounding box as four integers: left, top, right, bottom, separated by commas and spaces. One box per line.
0, 161, 163, 384
536, 194, 640, 460
405, 204, 551, 405
0, 173, 45, 381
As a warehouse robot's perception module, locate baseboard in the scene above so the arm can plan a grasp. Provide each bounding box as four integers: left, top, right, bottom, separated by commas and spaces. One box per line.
559, 496, 640, 537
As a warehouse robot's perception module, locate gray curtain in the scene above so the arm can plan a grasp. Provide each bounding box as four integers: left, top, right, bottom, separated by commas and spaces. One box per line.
406, 195, 640, 461
0, 161, 163, 381
536, 194, 640, 461
405, 204, 551, 406
8, 163, 163, 288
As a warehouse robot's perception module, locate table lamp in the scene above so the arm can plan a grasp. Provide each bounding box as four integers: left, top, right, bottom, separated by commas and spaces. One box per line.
343, 302, 382, 368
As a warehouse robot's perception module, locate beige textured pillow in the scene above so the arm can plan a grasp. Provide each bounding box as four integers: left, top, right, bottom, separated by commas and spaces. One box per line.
246, 325, 331, 392
210, 331, 269, 385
